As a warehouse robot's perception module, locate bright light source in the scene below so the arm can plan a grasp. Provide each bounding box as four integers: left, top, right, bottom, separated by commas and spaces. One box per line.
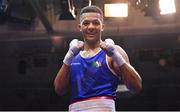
159, 0, 176, 15
104, 3, 128, 17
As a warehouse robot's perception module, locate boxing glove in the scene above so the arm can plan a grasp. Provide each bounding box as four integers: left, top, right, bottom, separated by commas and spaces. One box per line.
63, 39, 84, 65
101, 38, 125, 66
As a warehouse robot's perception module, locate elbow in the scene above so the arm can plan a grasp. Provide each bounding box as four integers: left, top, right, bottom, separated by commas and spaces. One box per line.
54, 81, 68, 96
133, 77, 143, 94
54, 85, 66, 96
54, 86, 61, 96
135, 82, 142, 94
54, 82, 63, 96
128, 81, 142, 95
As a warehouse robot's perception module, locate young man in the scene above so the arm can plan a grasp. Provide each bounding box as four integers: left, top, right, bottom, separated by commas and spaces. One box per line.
54, 5, 142, 111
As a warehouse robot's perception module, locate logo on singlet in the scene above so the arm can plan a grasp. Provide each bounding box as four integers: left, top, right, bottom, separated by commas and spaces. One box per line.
71, 63, 81, 66
92, 61, 102, 68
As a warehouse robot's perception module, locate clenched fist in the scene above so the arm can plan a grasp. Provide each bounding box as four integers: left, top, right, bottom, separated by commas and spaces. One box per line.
63, 39, 84, 65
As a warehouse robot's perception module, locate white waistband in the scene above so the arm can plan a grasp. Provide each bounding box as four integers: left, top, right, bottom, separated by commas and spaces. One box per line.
69, 98, 115, 112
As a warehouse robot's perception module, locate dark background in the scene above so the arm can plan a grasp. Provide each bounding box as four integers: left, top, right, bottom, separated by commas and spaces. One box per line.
0, 34, 180, 111
1, 0, 180, 111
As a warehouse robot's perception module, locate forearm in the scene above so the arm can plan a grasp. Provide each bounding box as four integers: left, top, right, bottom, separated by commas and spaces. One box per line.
120, 63, 142, 94
100, 38, 142, 93
54, 64, 70, 95
54, 39, 84, 95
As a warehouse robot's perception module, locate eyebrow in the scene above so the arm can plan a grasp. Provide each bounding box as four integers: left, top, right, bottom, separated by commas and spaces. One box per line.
83, 19, 100, 22
81, 18, 102, 25
80, 13, 103, 23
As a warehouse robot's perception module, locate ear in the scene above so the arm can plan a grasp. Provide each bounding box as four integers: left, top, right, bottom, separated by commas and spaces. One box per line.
78, 24, 82, 31
101, 24, 105, 31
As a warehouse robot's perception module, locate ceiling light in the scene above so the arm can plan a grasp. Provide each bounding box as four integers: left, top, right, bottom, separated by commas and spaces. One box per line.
104, 3, 128, 17
159, 0, 176, 15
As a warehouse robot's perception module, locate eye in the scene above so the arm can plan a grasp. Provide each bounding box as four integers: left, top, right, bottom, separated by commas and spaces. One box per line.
82, 21, 89, 26
92, 20, 100, 26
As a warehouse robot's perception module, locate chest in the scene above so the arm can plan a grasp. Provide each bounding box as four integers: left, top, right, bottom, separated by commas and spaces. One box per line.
71, 51, 106, 74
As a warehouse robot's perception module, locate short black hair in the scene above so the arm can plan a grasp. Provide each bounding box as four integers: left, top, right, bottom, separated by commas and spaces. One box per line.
80, 5, 103, 16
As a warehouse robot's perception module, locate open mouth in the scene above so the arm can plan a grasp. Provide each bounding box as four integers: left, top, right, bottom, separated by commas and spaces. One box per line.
85, 30, 97, 38
86, 34, 96, 38
86, 32, 96, 36
88, 34, 95, 36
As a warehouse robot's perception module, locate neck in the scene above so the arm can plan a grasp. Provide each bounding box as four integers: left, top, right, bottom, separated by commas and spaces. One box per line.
84, 40, 101, 51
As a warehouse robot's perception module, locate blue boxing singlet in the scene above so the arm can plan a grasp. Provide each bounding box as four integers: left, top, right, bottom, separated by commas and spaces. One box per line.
70, 48, 120, 103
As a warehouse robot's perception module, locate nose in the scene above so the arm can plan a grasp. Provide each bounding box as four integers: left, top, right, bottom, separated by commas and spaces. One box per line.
88, 22, 95, 29
87, 23, 96, 33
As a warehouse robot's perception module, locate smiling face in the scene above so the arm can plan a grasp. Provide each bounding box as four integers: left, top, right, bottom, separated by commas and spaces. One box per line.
79, 12, 104, 46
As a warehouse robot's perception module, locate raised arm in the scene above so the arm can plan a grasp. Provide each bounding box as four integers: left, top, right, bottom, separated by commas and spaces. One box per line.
54, 64, 70, 95
113, 46, 142, 94
54, 39, 84, 95
100, 39, 142, 94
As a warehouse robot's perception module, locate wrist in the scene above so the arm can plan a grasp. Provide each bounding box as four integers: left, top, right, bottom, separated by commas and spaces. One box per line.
63, 50, 74, 66
111, 51, 126, 66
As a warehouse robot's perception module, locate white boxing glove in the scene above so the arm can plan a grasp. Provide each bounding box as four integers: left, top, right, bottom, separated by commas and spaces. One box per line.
101, 38, 126, 66
63, 39, 84, 65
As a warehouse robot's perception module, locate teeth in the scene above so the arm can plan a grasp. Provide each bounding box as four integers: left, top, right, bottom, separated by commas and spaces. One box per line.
86, 31, 96, 34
